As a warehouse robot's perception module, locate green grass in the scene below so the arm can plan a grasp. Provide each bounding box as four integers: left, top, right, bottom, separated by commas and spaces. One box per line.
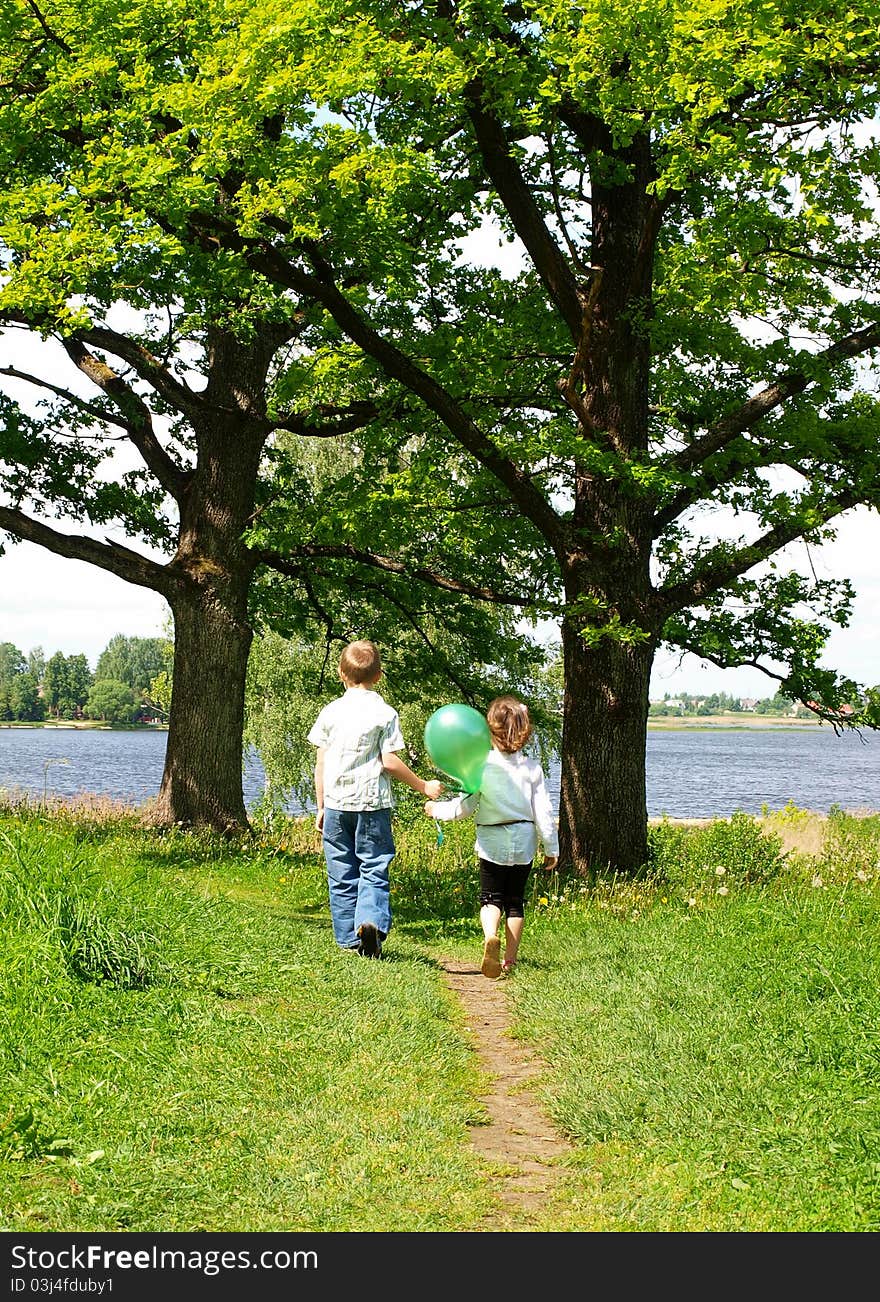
1, 798, 878, 1232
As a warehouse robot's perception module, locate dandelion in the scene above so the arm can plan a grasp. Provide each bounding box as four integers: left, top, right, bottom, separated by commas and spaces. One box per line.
538, 895, 549, 906
715, 865, 726, 876
717, 885, 729, 896
856, 869, 868, 882
811, 874, 824, 889
687, 897, 697, 907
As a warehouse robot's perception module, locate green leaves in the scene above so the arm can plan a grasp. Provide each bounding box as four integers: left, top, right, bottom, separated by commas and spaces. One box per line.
660, 564, 874, 720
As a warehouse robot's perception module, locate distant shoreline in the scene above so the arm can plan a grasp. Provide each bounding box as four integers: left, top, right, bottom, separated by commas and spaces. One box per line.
0, 715, 823, 733
0, 721, 168, 731
647, 714, 821, 730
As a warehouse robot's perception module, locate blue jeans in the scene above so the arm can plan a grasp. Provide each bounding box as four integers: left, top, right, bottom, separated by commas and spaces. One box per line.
321, 807, 395, 948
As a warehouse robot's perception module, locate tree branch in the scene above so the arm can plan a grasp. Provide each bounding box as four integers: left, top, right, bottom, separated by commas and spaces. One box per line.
0, 505, 173, 595
61, 339, 192, 500
675, 323, 880, 473
258, 544, 550, 610
463, 83, 584, 339
656, 488, 860, 617
357, 579, 481, 702
25, 0, 72, 54
269, 400, 385, 439
655, 322, 880, 532
667, 635, 866, 729
238, 238, 567, 552
75, 326, 202, 419
270, 388, 562, 438
557, 94, 608, 158
0, 365, 130, 433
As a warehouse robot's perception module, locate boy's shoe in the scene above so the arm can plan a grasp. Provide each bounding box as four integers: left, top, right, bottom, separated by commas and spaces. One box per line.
357, 922, 382, 959
481, 937, 502, 979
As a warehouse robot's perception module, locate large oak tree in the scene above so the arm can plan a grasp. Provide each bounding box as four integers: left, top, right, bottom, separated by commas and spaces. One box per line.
0, 0, 545, 832
231, 0, 880, 871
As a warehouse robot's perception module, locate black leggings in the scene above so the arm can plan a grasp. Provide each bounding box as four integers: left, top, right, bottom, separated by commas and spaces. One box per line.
478, 859, 533, 919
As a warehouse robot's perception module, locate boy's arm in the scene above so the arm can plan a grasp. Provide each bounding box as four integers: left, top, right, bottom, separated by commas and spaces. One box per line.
313, 748, 326, 831
381, 749, 443, 800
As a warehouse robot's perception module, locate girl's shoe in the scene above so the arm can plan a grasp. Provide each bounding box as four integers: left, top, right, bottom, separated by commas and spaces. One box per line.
481, 937, 502, 978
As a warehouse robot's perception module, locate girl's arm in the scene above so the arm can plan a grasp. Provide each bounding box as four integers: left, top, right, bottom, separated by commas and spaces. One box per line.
532, 771, 560, 857
425, 792, 479, 821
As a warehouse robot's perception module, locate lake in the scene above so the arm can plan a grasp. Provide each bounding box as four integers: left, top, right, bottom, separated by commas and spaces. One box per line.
1, 724, 878, 819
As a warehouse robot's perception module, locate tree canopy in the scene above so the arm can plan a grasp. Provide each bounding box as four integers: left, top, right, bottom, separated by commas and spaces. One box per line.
0, 0, 550, 833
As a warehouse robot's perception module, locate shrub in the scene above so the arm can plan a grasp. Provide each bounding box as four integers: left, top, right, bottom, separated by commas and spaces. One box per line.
649, 811, 785, 896
811, 807, 880, 888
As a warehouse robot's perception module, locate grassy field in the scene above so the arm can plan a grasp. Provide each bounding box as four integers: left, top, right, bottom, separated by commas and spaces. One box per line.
1, 795, 877, 1232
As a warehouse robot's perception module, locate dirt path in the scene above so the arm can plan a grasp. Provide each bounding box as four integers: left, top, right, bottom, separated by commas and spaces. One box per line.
440, 957, 573, 1230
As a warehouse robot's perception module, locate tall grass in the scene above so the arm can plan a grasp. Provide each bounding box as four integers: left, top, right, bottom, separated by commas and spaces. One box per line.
1, 796, 877, 1232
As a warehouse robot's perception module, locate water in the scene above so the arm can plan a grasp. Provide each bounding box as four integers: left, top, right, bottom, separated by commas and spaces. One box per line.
1, 724, 878, 818
645, 727, 880, 817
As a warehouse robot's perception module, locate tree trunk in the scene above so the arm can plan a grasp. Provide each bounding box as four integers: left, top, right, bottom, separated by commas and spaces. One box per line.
149, 328, 275, 833
152, 582, 253, 832
552, 135, 659, 876
558, 617, 655, 877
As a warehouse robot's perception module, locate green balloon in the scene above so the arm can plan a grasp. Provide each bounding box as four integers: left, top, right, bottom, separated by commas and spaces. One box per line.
424, 703, 491, 793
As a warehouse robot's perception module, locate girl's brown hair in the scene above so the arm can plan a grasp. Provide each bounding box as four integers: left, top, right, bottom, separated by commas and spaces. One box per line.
486, 695, 533, 754
338, 639, 382, 685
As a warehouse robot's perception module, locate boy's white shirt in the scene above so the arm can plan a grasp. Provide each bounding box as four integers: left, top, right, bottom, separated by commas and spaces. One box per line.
307, 688, 405, 811
431, 747, 559, 865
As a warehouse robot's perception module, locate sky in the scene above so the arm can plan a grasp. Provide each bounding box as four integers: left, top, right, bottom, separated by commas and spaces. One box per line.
1, 503, 878, 698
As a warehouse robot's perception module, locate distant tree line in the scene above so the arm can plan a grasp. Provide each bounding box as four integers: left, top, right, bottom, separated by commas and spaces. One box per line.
649, 690, 812, 718
0, 635, 171, 724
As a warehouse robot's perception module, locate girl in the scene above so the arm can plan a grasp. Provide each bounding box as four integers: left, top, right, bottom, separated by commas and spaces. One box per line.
425, 696, 559, 977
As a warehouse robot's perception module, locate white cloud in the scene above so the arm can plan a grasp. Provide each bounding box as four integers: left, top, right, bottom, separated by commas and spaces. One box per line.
651, 504, 880, 697
0, 539, 170, 667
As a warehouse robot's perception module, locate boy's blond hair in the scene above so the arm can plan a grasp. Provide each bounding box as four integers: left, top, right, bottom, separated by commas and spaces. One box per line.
339, 639, 382, 686
486, 695, 533, 754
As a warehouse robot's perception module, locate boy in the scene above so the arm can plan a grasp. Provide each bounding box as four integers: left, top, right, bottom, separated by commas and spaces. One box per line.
308, 640, 443, 958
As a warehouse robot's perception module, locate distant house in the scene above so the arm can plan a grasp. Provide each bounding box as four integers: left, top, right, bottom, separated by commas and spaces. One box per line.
739, 697, 758, 711
805, 700, 856, 717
